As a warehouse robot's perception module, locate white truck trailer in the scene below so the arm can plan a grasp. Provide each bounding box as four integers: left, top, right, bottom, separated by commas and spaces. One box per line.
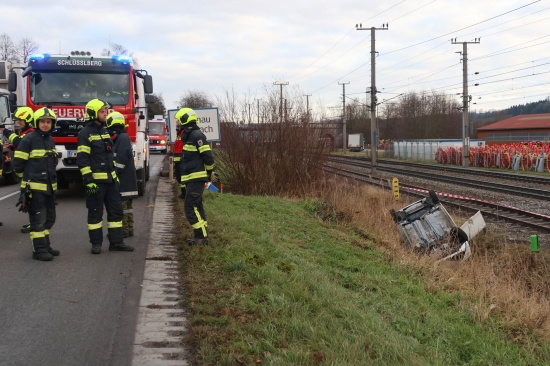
348, 133, 364, 152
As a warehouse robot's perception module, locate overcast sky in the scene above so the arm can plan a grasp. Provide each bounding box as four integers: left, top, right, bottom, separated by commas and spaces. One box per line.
3, 0, 550, 119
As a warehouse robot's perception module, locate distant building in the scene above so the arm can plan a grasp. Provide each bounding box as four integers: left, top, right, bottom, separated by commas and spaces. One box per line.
477, 113, 550, 145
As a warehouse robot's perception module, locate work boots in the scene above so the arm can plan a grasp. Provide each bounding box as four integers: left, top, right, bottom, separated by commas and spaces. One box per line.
109, 242, 135, 252
91, 245, 102, 254
45, 235, 60, 256
186, 238, 209, 245
33, 251, 53, 261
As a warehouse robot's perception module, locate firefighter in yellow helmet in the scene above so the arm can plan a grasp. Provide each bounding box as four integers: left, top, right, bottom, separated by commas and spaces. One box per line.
106, 111, 137, 238
13, 107, 60, 261
3, 107, 35, 233
77, 99, 134, 254
175, 107, 215, 245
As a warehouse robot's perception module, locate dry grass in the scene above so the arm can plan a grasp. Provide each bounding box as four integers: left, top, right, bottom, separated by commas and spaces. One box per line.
315, 174, 550, 343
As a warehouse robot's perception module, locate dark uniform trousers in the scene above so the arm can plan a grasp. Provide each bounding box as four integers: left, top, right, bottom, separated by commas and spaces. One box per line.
86, 181, 124, 245
29, 191, 56, 252
184, 181, 207, 239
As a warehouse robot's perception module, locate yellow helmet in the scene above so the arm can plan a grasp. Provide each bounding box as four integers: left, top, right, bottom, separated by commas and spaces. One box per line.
106, 111, 126, 128
33, 107, 57, 128
175, 107, 198, 125
14, 107, 34, 124
85, 98, 110, 120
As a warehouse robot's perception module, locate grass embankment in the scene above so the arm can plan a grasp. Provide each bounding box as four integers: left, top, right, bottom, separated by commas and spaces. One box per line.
176, 189, 550, 366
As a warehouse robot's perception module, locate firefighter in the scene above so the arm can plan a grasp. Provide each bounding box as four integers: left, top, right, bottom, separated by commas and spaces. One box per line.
106, 111, 137, 238
13, 107, 60, 261
175, 107, 215, 245
173, 119, 186, 198
3, 106, 35, 234
77, 99, 134, 254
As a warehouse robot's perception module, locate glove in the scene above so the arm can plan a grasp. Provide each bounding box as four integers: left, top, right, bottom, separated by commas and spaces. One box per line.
206, 170, 213, 182
211, 172, 220, 183
86, 182, 99, 195
16, 188, 32, 213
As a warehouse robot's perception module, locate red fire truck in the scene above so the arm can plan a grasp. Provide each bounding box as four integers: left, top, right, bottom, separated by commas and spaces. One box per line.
7, 52, 154, 195
148, 115, 168, 154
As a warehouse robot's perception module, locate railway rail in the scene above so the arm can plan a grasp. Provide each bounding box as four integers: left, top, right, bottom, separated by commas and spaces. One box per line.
322, 162, 550, 234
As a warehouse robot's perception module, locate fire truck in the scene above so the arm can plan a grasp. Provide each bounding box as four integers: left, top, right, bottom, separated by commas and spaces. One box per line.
148, 115, 168, 154
7, 52, 154, 196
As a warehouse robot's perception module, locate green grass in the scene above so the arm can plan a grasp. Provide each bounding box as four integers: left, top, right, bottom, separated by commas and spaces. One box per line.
177, 191, 550, 366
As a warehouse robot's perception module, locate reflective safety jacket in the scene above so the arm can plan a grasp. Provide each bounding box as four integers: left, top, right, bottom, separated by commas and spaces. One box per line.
77, 121, 117, 184
13, 130, 58, 194
111, 127, 138, 200
181, 124, 214, 183
3, 126, 34, 149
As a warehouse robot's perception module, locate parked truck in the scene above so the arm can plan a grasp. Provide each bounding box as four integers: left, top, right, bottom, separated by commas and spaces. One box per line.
7, 52, 154, 196
348, 133, 364, 152
148, 115, 168, 154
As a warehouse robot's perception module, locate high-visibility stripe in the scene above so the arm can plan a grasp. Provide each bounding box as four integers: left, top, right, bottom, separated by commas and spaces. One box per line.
30, 231, 46, 239
204, 164, 214, 170
182, 171, 207, 181
80, 166, 92, 175
92, 172, 108, 180
198, 145, 211, 153
108, 221, 122, 229
121, 191, 138, 197
78, 145, 91, 154
88, 221, 103, 231
88, 136, 102, 142
173, 157, 181, 162
44, 229, 50, 236
192, 207, 208, 237
183, 145, 198, 152
123, 209, 133, 214
14, 151, 29, 160
116, 162, 126, 168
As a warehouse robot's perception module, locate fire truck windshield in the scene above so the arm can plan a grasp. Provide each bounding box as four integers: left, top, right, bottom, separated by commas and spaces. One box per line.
148, 122, 165, 135
30, 72, 130, 106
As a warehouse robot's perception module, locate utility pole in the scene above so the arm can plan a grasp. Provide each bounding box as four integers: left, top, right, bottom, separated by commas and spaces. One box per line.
357, 23, 388, 172
273, 81, 288, 123
303, 94, 311, 123
255, 99, 260, 123
339, 82, 350, 155
248, 103, 252, 124
452, 38, 480, 168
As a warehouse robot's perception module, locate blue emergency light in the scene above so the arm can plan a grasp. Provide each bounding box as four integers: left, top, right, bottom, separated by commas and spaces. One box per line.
29, 53, 51, 62
112, 55, 133, 65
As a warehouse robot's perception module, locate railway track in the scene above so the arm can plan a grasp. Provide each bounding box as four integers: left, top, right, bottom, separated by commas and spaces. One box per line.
322, 164, 550, 234
326, 155, 550, 201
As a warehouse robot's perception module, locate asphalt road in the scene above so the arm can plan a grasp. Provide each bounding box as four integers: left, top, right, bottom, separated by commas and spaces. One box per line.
0, 153, 165, 366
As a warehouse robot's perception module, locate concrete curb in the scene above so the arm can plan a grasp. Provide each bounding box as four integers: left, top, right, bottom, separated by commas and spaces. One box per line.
132, 174, 189, 365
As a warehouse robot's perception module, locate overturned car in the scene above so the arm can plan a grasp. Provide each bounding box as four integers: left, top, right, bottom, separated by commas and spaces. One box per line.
390, 190, 485, 262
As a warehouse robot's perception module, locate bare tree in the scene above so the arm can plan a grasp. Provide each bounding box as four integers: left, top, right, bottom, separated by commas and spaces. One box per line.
101, 42, 129, 56
214, 87, 240, 123
0, 34, 17, 61
147, 92, 167, 119
17, 38, 39, 63
177, 90, 213, 109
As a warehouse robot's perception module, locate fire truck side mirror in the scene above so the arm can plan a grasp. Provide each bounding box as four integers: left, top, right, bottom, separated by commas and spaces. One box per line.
143, 75, 153, 94
8, 71, 17, 92
8, 93, 17, 109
